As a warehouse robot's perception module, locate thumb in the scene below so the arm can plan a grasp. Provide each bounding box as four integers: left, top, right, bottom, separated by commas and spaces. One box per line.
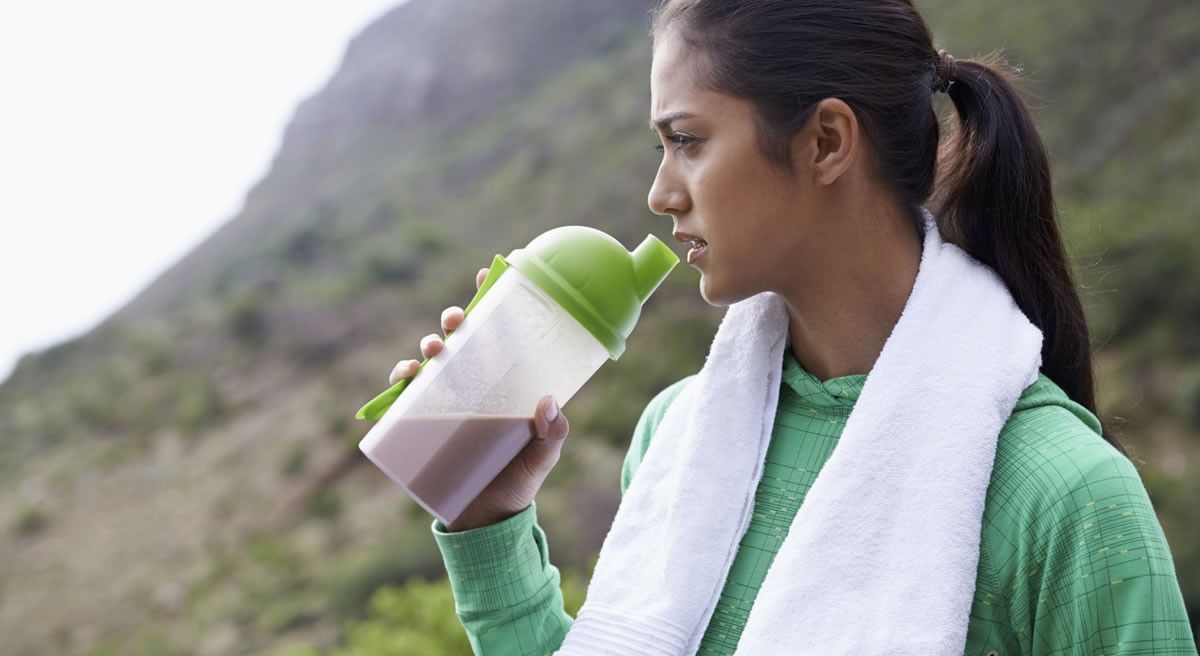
531, 395, 569, 446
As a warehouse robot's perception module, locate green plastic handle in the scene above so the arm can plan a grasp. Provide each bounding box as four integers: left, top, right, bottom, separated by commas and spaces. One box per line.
355, 254, 511, 421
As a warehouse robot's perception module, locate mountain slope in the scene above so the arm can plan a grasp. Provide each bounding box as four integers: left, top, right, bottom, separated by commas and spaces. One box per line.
1, 1, 1196, 653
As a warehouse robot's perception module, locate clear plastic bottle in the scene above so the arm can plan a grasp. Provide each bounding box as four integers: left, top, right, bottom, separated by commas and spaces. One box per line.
356, 226, 678, 525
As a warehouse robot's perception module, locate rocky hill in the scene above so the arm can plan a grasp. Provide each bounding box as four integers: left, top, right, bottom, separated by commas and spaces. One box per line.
1, 1, 1195, 653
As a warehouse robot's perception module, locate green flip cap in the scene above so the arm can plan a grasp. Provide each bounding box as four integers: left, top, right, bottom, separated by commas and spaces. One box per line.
356, 227, 679, 421
508, 226, 678, 360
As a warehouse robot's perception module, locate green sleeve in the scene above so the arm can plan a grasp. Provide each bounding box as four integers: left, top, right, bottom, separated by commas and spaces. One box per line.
431, 499, 573, 655
1022, 442, 1197, 655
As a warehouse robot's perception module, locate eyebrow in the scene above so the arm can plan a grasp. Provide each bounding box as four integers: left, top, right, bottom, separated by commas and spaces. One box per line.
649, 111, 695, 133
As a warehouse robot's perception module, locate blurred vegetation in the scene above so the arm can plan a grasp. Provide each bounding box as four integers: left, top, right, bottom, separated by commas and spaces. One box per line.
269, 565, 589, 656
1, 0, 1196, 653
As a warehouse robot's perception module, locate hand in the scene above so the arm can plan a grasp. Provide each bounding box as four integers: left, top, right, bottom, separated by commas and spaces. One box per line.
387, 266, 571, 532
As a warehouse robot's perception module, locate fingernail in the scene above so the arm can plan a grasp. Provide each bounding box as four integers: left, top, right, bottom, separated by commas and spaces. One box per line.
543, 397, 559, 423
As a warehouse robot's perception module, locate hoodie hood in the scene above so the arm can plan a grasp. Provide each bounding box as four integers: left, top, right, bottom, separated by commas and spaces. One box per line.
1010, 372, 1105, 437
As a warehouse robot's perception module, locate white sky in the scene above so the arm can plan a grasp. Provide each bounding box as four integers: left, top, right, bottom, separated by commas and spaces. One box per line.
0, 1, 404, 383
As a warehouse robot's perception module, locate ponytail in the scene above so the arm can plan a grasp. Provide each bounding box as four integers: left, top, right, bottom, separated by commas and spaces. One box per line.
930, 52, 1129, 458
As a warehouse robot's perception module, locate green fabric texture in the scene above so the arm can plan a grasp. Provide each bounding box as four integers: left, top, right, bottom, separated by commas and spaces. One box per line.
431, 348, 1197, 655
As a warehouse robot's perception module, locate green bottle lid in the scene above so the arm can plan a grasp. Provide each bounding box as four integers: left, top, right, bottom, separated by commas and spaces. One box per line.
356, 227, 678, 421
508, 226, 678, 359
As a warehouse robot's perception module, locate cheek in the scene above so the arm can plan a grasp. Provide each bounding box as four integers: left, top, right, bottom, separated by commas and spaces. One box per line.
705, 199, 780, 266
705, 203, 797, 300
689, 142, 795, 286
693, 149, 780, 234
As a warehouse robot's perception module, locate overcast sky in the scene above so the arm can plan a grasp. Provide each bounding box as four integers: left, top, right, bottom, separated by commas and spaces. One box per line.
0, 1, 404, 383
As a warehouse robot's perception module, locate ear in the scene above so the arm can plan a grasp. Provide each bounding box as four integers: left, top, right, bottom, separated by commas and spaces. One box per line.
793, 97, 859, 186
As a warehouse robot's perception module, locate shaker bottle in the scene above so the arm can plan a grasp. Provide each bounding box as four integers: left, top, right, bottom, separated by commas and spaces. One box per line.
355, 225, 678, 526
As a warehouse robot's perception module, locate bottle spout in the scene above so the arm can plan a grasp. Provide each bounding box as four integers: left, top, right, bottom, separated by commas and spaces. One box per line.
630, 234, 679, 302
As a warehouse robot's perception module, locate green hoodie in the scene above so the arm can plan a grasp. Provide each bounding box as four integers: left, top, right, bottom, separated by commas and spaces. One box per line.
431, 348, 1197, 655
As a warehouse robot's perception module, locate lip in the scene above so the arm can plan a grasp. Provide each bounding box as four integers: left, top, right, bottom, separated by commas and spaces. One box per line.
673, 230, 708, 265
672, 230, 706, 245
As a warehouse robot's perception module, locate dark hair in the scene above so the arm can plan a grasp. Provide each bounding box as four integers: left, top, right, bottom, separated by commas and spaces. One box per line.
650, 0, 1128, 458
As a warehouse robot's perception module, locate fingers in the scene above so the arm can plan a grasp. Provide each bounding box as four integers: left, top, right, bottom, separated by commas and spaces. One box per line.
441, 305, 464, 335
386, 266, 489, 387
385, 329, 446, 386
441, 266, 484, 335
419, 333, 444, 358
418, 304, 465, 366
389, 359, 420, 385
532, 395, 569, 443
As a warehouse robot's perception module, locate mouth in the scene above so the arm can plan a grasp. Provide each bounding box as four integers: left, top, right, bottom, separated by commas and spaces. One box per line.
672, 230, 708, 265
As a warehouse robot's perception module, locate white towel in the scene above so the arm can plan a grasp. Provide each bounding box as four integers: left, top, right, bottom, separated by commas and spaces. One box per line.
556, 206, 1043, 655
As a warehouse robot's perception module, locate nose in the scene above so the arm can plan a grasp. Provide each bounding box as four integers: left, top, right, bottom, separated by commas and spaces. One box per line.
647, 158, 690, 217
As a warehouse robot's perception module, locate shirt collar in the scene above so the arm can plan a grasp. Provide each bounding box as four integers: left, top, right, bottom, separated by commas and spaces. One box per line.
780, 346, 866, 410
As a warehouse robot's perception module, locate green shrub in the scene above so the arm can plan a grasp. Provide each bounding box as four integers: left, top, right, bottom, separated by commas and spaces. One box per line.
361, 253, 420, 284
280, 442, 310, 478
12, 505, 48, 537
332, 579, 470, 656
307, 489, 344, 521
314, 561, 595, 655
176, 375, 225, 438
226, 292, 268, 345
406, 221, 450, 255
270, 646, 321, 656
283, 226, 328, 266
326, 537, 444, 620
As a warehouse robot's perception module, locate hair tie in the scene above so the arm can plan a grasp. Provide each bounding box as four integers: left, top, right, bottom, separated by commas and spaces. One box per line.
932, 49, 957, 94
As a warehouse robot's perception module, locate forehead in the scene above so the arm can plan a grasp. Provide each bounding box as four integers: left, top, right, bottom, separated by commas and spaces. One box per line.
650, 30, 704, 117
650, 31, 751, 134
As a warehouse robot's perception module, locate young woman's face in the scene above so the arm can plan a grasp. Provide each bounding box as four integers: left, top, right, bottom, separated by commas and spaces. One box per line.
647, 30, 819, 307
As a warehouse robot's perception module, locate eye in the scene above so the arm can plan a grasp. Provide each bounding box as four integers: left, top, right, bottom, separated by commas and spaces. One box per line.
654, 134, 698, 154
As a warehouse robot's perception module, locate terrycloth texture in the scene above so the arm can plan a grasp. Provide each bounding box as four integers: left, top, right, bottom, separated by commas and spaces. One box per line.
555, 207, 1045, 656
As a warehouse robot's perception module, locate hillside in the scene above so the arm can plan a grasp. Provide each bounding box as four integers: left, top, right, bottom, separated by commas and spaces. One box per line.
1, 1, 1196, 653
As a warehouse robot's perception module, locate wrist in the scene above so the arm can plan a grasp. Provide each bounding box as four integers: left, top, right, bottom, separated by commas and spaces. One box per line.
445, 505, 524, 532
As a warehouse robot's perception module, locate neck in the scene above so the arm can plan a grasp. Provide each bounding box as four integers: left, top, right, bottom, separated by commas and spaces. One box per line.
778, 199, 923, 382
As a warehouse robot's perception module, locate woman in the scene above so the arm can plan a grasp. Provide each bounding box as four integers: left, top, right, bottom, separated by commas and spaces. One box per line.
388, 1, 1196, 654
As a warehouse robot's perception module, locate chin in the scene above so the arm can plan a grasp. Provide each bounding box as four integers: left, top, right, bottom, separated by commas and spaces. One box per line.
698, 274, 745, 308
